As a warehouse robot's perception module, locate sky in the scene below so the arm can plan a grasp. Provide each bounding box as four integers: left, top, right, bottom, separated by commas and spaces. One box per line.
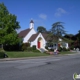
0, 0, 80, 35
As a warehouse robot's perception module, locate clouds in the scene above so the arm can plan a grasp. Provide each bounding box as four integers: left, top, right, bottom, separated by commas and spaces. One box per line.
39, 14, 47, 20
54, 8, 67, 17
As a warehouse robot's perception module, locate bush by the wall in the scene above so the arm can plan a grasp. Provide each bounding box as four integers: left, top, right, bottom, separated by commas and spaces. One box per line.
66, 48, 70, 51
21, 44, 27, 51
70, 45, 74, 50
62, 47, 67, 51
58, 47, 62, 52
32, 45, 36, 50
45, 46, 48, 50
33, 49, 40, 52
21, 43, 30, 51
27, 47, 33, 51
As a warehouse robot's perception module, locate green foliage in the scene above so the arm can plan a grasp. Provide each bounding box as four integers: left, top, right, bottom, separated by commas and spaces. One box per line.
62, 47, 67, 51
0, 3, 20, 45
26, 47, 33, 51
32, 45, 36, 50
3, 43, 21, 51
58, 47, 63, 52
58, 47, 70, 52
52, 22, 66, 37
0, 52, 5, 58
21, 43, 30, 51
6, 51, 48, 58
63, 37, 74, 44
23, 45, 40, 52
66, 48, 70, 51
47, 22, 66, 45
70, 45, 74, 50
21, 44, 27, 51
0, 48, 7, 58
37, 26, 47, 33
45, 46, 48, 50
24, 45, 41, 52
77, 30, 80, 44
33, 49, 40, 52
0, 48, 4, 52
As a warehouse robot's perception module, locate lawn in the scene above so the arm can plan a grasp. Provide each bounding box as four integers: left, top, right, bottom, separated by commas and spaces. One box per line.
6, 51, 49, 58
5, 51, 75, 58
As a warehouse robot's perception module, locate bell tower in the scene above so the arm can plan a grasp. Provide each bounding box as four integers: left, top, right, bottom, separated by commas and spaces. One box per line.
30, 20, 34, 29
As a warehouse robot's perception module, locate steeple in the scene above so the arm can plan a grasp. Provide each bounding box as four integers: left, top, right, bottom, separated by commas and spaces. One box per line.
30, 20, 34, 29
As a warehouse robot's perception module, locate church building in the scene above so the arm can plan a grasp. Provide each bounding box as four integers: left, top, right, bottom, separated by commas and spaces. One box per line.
18, 20, 48, 51
18, 20, 69, 51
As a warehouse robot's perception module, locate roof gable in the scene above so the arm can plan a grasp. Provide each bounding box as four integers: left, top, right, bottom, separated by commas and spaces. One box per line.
28, 33, 50, 42
18, 28, 31, 38
28, 33, 39, 42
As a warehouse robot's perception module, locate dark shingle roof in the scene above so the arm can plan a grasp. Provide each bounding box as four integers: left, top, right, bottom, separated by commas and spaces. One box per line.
42, 33, 52, 41
28, 33, 50, 42
28, 33, 39, 41
18, 28, 31, 38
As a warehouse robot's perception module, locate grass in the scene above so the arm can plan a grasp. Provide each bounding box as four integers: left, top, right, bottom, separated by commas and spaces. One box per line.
6, 51, 49, 58
5, 50, 76, 58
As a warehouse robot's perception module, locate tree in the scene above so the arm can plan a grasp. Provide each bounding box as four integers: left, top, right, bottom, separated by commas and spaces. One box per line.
64, 34, 74, 43
78, 30, 80, 45
0, 3, 20, 48
51, 22, 66, 42
75, 30, 80, 49
37, 26, 47, 33
47, 22, 66, 49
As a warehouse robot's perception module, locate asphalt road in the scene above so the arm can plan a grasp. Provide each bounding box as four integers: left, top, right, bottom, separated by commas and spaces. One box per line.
0, 53, 80, 80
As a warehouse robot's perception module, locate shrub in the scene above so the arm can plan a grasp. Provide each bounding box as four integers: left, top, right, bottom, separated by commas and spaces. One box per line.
0, 52, 5, 58
45, 46, 48, 50
21, 44, 27, 51
33, 49, 40, 52
66, 48, 70, 51
26, 43, 30, 47
62, 47, 67, 51
32, 45, 36, 50
0, 48, 5, 52
70, 45, 74, 50
58, 47, 62, 52
21, 43, 30, 51
27, 47, 33, 51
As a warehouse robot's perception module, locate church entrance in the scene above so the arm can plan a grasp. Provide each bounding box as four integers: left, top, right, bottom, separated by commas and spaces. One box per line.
37, 37, 43, 49
38, 42, 40, 48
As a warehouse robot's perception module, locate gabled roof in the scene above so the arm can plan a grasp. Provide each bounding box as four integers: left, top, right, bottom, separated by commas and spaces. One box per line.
28, 33, 50, 42
28, 33, 39, 42
42, 33, 53, 41
18, 28, 31, 38
42, 33, 48, 40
